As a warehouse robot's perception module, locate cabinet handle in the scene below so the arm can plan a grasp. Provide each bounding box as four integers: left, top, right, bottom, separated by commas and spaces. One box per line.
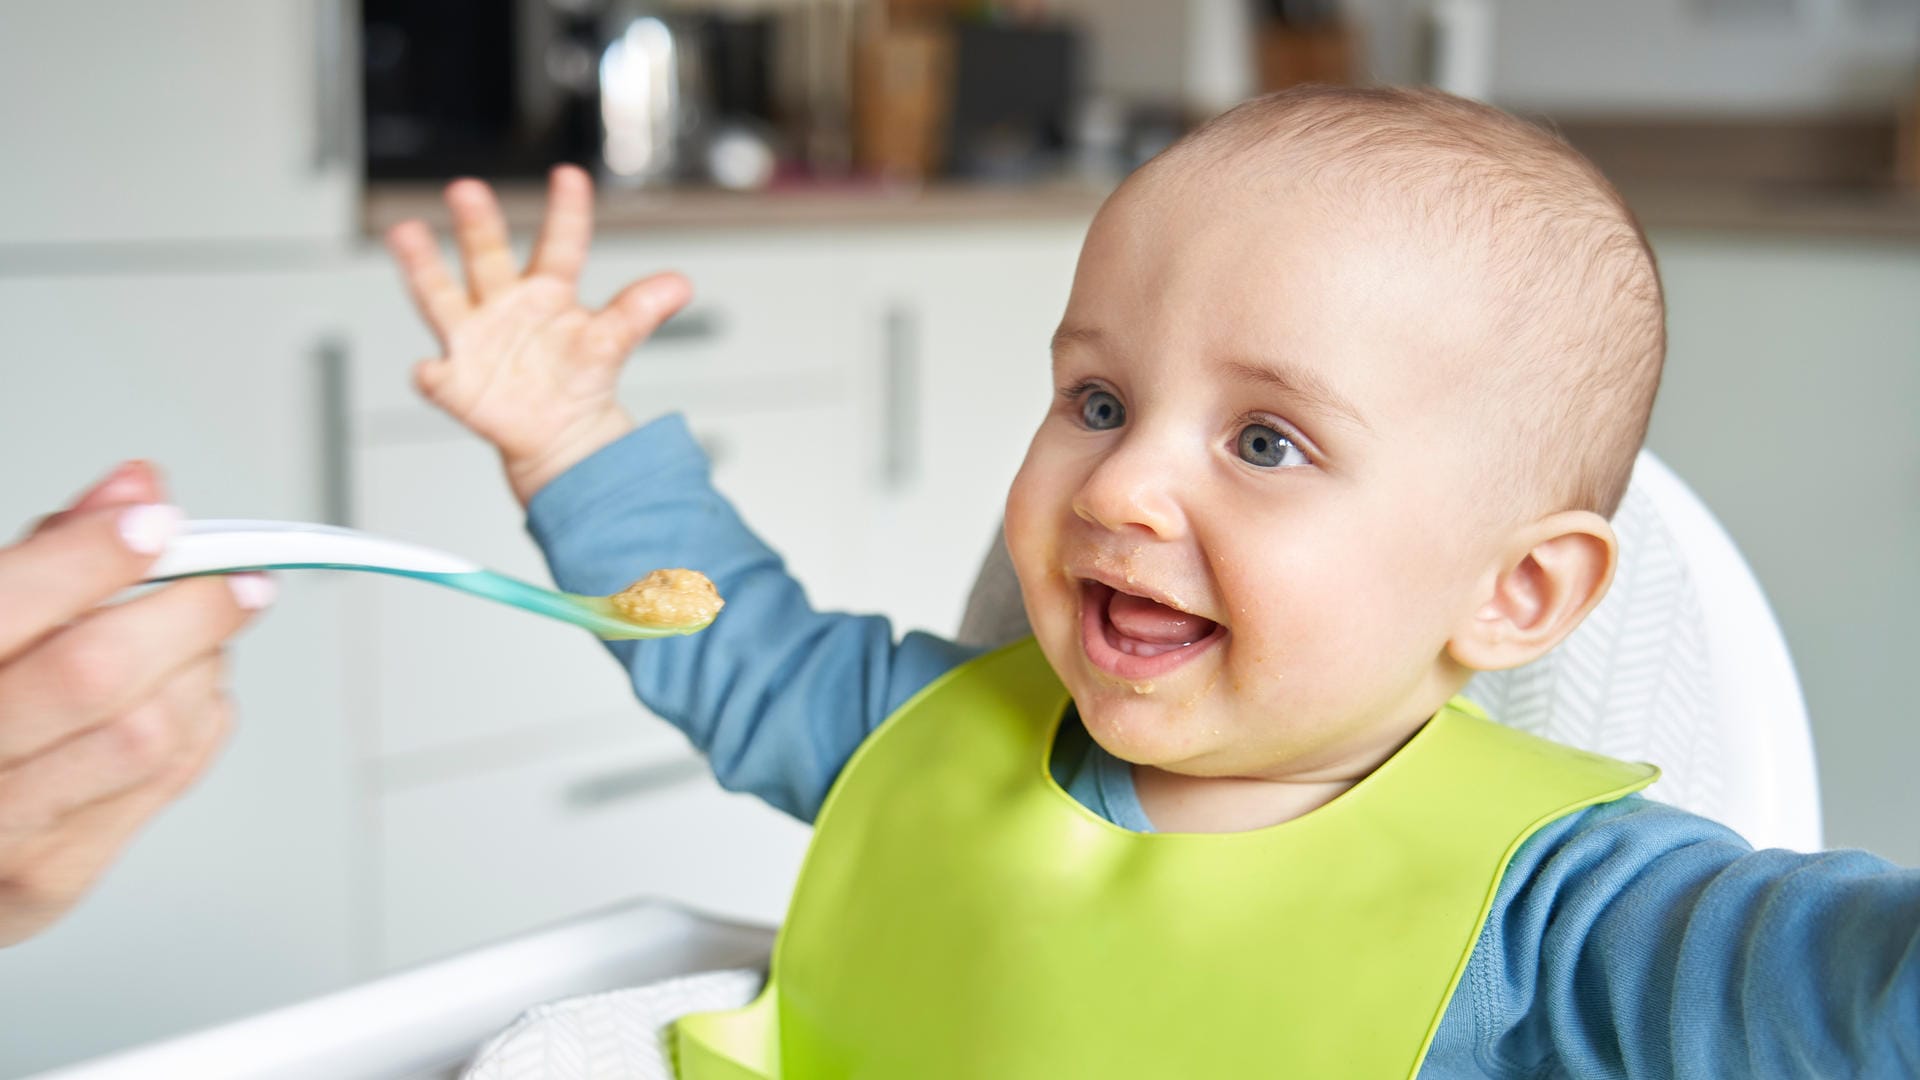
647, 309, 722, 346
693, 432, 732, 469
315, 336, 353, 527
881, 304, 919, 492
562, 755, 707, 811
312, 0, 353, 173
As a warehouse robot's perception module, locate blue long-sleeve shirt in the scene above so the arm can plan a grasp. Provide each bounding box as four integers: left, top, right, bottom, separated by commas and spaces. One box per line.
527, 414, 1920, 1078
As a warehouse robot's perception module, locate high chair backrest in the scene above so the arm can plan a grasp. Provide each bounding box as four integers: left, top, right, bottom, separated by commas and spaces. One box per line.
958, 449, 1823, 853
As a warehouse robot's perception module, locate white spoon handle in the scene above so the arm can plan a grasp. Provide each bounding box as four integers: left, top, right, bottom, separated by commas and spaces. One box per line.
146, 520, 482, 580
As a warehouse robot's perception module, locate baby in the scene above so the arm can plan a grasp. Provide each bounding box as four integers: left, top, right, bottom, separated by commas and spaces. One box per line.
389, 87, 1919, 1078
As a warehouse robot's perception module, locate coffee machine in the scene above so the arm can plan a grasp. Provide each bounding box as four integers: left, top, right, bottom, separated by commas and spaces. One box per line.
362, 0, 783, 187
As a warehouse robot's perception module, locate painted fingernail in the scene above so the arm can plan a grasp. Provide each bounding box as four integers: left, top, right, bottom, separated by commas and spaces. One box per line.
228, 573, 277, 611
95, 462, 149, 503
73, 462, 133, 506
117, 504, 183, 555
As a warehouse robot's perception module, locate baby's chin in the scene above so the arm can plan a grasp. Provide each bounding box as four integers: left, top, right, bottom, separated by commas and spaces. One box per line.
1070, 689, 1239, 773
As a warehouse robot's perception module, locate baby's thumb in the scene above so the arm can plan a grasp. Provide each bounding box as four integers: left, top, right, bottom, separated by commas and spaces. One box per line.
412, 357, 452, 401
595, 273, 693, 357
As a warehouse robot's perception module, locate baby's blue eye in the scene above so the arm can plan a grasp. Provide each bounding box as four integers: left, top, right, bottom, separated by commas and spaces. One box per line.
1080, 390, 1125, 431
1237, 423, 1305, 468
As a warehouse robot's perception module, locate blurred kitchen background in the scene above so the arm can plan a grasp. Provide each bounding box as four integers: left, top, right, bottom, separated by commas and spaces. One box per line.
1, 0, 1916, 1073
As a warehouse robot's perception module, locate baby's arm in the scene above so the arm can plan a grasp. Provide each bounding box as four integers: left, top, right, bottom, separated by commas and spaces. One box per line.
1482, 798, 1920, 1077
385, 170, 980, 820
525, 411, 978, 820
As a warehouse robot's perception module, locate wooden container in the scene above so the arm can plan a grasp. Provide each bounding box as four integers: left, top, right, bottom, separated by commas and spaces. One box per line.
1255, 22, 1356, 91
1899, 80, 1920, 190
853, 23, 955, 178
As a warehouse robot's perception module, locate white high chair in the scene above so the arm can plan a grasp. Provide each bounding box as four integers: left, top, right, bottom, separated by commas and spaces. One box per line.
34, 449, 1820, 1080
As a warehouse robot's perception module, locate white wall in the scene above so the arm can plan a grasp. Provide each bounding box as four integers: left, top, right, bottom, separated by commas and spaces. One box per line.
1052, 0, 1920, 119
1488, 0, 1920, 114
1646, 231, 1920, 864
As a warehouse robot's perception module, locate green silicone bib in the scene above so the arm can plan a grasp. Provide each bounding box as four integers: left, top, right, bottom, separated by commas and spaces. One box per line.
675, 638, 1656, 1078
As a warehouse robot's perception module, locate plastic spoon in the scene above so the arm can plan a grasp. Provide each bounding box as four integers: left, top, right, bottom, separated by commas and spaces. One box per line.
145, 520, 716, 639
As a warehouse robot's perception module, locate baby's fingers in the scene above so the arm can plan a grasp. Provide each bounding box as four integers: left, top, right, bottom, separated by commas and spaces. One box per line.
446, 178, 520, 302
528, 164, 594, 284
582, 273, 694, 365
386, 220, 473, 345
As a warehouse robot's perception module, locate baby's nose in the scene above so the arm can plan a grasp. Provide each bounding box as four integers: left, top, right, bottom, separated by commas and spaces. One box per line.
1072, 444, 1186, 539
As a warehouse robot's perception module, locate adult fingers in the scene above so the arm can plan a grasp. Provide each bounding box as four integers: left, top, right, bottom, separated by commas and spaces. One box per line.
62, 460, 162, 517
445, 178, 520, 302
528, 164, 594, 284
0, 503, 181, 663
0, 686, 231, 948
385, 219, 473, 346
21, 461, 164, 540
0, 652, 223, 841
581, 272, 694, 366
0, 574, 270, 766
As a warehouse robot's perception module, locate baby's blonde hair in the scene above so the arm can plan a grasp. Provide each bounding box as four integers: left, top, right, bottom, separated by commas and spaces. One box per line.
1153, 85, 1665, 519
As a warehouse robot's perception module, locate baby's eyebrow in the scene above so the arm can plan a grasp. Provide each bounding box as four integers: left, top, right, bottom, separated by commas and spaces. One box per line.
1049, 323, 1103, 360
1223, 358, 1370, 433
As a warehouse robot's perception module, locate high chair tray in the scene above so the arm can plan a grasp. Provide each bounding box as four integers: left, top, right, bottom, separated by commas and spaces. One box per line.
31, 900, 775, 1080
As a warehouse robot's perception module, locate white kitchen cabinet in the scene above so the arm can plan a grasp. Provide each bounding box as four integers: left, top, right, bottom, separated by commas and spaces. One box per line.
336, 238, 870, 763
335, 239, 872, 970
350, 392, 866, 762
342, 234, 869, 417
0, 270, 361, 1076
844, 223, 1086, 636
0, 1, 356, 247
377, 722, 810, 969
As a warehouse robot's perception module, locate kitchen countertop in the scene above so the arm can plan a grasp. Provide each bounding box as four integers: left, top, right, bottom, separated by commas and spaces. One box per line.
363, 179, 1114, 236
364, 176, 1920, 244
364, 114, 1920, 243
1560, 114, 1920, 242
1618, 181, 1920, 242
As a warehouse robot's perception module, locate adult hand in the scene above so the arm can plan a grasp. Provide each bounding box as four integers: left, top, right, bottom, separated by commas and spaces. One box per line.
0, 462, 273, 946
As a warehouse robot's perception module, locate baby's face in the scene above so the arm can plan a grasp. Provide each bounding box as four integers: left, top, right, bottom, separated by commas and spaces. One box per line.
1005, 176, 1512, 782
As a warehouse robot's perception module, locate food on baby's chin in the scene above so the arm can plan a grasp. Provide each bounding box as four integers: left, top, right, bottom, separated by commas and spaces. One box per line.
612, 568, 724, 627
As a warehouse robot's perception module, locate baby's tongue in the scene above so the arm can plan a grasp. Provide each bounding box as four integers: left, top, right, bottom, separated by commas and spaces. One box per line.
1107, 590, 1214, 645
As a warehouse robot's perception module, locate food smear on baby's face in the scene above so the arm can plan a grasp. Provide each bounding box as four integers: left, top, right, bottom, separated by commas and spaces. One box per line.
612, 568, 724, 628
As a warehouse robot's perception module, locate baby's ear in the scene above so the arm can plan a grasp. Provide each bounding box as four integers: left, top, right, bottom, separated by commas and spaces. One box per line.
1447, 511, 1616, 672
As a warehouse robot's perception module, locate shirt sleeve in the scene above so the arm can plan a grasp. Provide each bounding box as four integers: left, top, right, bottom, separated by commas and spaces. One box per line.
1466, 795, 1920, 1078
524, 412, 982, 823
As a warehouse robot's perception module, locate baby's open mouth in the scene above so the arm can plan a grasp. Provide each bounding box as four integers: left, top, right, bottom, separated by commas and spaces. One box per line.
1100, 584, 1217, 654
1078, 580, 1225, 680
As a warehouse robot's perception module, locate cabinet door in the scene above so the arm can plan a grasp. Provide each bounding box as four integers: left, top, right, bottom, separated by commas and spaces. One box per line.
342, 235, 866, 417
846, 223, 1086, 637
0, 271, 360, 1074
353, 392, 865, 761
377, 724, 810, 969
0, 1, 355, 247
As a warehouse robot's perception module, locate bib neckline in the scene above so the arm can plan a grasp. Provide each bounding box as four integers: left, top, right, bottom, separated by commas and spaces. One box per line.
1032, 693, 1463, 843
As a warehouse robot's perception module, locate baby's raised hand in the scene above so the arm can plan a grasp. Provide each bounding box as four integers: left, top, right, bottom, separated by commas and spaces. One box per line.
384, 165, 692, 505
